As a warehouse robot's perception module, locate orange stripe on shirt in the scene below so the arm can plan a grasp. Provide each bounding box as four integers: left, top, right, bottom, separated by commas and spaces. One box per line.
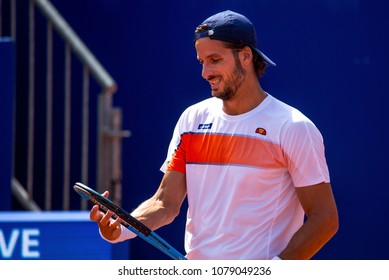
167, 133, 285, 173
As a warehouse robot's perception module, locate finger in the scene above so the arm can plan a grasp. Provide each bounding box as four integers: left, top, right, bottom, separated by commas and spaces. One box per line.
90, 205, 103, 221
100, 218, 122, 241
102, 191, 109, 198
110, 216, 122, 228
99, 210, 114, 227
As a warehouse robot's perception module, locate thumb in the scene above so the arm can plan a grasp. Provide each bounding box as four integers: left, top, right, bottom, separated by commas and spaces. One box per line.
102, 191, 109, 198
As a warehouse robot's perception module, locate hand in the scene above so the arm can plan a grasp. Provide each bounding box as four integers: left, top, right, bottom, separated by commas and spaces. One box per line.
89, 191, 122, 241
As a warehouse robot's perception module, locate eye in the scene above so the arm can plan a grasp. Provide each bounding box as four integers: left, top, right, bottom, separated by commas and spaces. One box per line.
210, 58, 222, 64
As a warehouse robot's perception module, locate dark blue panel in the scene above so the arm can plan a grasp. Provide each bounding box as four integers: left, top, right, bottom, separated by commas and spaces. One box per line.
0, 38, 15, 211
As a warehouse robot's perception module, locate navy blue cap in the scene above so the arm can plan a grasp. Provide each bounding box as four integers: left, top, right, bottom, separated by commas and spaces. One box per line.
194, 10, 276, 67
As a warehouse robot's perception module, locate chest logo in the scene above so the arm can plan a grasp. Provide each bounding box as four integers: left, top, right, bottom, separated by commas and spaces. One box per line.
255, 127, 267, 136
198, 123, 213, 130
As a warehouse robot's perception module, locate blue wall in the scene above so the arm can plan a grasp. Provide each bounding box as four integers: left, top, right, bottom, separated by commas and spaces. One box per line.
30, 0, 389, 259
0, 38, 14, 211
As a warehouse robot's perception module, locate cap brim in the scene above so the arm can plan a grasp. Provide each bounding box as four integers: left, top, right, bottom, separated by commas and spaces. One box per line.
254, 48, 276, 67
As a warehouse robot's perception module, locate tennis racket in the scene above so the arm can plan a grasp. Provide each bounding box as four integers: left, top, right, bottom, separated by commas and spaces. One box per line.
73, 182, 187, 260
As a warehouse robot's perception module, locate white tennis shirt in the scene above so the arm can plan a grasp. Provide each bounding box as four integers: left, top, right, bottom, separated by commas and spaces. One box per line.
160, 94, 330, 259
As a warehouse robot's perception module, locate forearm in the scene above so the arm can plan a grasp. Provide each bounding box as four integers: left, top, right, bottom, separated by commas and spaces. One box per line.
101, 196, 179, 244
131, 171, 186, 231
131, 196, 180, 231
278, 214, 338, 260
101, 171, 186, 244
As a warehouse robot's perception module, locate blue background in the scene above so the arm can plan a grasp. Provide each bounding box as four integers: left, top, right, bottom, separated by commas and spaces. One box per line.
6, 0, 389, 259
0, 39, 14, 212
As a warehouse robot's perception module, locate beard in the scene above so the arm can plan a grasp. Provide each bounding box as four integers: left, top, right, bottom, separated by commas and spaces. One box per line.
211, 58, 246, 101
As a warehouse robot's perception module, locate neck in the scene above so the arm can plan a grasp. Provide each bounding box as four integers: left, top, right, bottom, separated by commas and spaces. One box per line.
222, 80, 267, 115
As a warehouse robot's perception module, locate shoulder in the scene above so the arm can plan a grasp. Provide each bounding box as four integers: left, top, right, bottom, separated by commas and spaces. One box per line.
185, 97, 220, 111
180, 97, 220, 118
267, 95, 309, 121
267, 95, 316, 128
173, 97, 220, 132
265, 95, 322, 143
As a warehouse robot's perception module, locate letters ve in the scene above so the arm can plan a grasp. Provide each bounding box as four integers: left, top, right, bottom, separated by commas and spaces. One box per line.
0, 229, 40, 258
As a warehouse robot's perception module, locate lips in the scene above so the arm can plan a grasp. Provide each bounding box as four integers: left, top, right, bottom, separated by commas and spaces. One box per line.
208, 76, 222, 89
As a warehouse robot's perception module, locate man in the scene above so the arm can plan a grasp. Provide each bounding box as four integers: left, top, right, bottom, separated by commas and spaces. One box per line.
90, 10, 338, 260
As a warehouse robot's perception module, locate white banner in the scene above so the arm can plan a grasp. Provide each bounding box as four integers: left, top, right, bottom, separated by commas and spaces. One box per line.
0, 260, 386, 280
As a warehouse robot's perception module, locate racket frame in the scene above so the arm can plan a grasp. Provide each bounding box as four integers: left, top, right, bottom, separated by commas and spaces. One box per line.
74, 182, 187, 260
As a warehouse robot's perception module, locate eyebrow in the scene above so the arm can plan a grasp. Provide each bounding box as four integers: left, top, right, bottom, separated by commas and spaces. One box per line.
197, 52, 223, 62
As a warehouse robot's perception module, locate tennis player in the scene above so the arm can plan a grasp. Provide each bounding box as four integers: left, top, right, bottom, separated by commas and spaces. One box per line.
90, 10, 338, 260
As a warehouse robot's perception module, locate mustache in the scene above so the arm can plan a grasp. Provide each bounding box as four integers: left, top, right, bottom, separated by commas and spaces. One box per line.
206, 75, 221, 81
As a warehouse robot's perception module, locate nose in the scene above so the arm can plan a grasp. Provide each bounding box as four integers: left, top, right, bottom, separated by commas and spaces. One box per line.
201, 63, 214, 80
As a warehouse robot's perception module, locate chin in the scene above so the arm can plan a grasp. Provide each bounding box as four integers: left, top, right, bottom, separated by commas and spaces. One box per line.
213, 93, 231, 101
211, 91, 222, 99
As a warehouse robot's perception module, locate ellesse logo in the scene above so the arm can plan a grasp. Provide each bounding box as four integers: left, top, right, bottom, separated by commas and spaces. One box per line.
255, 127, 267, 136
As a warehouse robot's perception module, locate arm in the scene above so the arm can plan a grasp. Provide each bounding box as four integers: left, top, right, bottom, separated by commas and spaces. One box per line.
131, 170, 187, 230
277, 182, 339, 260
90, 170, 187, 241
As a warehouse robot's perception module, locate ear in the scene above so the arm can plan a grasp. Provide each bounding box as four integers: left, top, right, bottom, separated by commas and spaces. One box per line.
240, 46, 253, 66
